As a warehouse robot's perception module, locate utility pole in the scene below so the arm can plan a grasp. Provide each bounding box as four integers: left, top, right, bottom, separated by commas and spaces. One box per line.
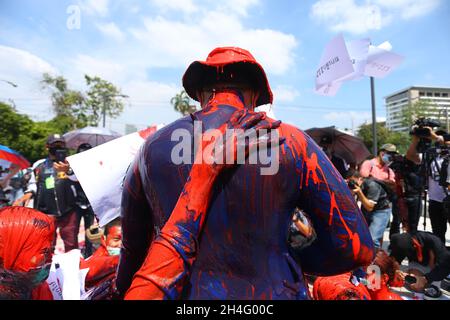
447, 105, 449, 132
370, 77, 377, 155
102, 95, 107, 128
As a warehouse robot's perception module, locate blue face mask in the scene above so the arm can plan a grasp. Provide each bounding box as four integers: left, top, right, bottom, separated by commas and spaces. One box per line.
107, 247, 121, 256
382, 154, 392, 165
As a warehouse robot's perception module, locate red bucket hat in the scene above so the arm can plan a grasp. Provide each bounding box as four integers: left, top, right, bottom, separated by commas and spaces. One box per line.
182, 47, 273, 107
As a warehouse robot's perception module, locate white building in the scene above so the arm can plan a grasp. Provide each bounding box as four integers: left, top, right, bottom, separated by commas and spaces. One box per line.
385, 86, 450, 132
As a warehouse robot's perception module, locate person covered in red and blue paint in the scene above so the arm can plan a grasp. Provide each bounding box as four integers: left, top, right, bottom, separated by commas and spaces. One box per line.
116, 47, 375, 300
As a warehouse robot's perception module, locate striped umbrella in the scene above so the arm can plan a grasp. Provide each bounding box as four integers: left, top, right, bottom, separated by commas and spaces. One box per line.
0, 144, 31, 169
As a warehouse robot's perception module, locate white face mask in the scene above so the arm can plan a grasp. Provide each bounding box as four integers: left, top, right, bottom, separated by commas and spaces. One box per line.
106, 246, 120, 256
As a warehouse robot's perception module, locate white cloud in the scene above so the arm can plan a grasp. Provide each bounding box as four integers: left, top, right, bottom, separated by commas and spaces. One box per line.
218, 0, 260, 16
122, 80, 180, 104
79, 0, 110, 17
96, 22, 125, 42
1, 1, 297, 131
130, 11, 298, 75
0, 45, 58, 119
375, 0, 441, 19
71, 54, 126, 84
0, 45, 58, 79
272, 85, 300, 103
109, 80, 188, 131
150, 0, 198, 14
310, 0, 441, 34
324, 110, 385, 125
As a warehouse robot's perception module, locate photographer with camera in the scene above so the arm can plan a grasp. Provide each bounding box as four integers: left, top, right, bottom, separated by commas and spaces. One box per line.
347, 168, 391, 248
406, 120, 450, 244
389, 153, 423, 235
360, 144, 397, 188
13, 134, 80, 252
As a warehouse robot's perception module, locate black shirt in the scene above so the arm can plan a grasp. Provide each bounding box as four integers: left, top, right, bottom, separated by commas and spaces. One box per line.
361, 178, 390, 214
402, 159, 422, 196
34, 158, 77, 216
391, 231, 450, 283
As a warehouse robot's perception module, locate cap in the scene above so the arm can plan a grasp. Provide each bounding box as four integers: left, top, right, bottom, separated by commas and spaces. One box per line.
46, 134, 65, 145
380, 143, 397, 153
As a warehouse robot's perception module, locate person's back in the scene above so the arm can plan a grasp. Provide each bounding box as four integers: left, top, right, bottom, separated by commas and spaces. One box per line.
118, 101, 374, 299
117, 47, 374, 299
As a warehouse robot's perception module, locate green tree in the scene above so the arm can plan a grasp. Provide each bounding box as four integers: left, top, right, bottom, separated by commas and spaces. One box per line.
0, 102, 58, 162
357, 121, 411, 155
400, 99, 439, 128
171, 90, 197, 116
84, 75, 126, 126
41, 73, 86, 128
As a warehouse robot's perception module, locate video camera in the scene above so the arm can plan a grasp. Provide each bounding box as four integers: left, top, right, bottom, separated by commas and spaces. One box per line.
410, 118, 441, 138
410, 118, 441, 153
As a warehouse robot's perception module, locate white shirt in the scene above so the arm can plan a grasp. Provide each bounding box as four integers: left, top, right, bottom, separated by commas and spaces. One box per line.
428, 156, 446, 202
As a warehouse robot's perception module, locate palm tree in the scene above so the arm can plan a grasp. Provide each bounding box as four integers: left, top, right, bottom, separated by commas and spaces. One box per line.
171, 90, 197, 116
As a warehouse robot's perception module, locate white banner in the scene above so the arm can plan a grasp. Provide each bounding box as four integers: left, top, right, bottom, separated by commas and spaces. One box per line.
67, 126, 161, 227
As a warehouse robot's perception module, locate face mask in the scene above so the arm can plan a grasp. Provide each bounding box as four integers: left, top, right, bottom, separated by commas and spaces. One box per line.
382, 154, 392, 165
48, 147, 58, 156
30, 264, 51, 286
107, 246, 121, 256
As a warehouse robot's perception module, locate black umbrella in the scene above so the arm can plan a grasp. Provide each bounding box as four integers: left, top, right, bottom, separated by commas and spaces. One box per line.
305, 126, 370, 165
63, 126, 122, 149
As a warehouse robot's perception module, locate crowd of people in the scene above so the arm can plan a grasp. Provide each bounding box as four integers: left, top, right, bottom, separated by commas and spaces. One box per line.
0, 46, 449, 300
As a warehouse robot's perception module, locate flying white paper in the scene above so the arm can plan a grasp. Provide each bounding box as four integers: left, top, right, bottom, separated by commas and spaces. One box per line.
364, 43, 404, 78
315, 34, 354, 91
337, 38, 370, 82
314, 37, 404, 96
314, 81, 343, 97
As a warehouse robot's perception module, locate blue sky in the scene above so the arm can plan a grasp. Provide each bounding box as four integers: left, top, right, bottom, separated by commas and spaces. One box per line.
1, 0, 449, 134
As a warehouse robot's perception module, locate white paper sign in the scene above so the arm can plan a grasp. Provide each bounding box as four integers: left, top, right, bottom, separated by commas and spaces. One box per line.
314, 81, 343, 97
48, 249, 83, 300
337, 38, 370, 82
364, 43, 404, 78
314, 37, 404, 96
315, 34, 354, 90
67, 126, 161, 227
